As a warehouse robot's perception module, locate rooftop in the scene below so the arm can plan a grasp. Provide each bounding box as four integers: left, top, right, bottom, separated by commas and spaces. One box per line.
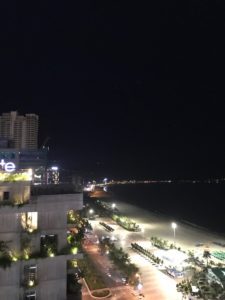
31, 183, 81, 196
210, 268, 225, 282
0, 171, 31, 182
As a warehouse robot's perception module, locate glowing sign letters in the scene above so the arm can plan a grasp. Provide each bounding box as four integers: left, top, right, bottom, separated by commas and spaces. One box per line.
0, 159, 16, 172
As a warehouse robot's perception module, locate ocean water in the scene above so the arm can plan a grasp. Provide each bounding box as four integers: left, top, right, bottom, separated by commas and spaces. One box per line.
108, 183, 225, 234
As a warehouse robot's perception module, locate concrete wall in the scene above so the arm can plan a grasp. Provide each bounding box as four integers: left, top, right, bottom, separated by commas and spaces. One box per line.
38, 279, 67, 300
0, 210, 20, 232
36, 193, 83, 212
0, 181, 30, 204
0, 254, 82, 300
0, 208, 21, 251
0, 261, 20, 287
0, 287, 21, 300
0, 192, 83, 299
36, 193, 83, 250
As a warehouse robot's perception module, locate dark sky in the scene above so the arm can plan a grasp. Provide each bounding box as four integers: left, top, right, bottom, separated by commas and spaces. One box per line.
1, 1, 225, 179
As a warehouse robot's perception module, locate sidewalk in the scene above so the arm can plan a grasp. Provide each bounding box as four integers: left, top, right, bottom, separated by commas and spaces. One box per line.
83, 237, 137, 299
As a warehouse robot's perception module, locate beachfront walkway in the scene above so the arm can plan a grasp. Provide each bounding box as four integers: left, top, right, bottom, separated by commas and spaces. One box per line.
85, 198, 225, 299
115, 201, 225, 254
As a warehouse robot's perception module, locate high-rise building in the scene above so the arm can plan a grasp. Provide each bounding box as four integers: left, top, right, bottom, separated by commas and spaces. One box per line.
0, 111, 39, 150
24, 114, 39, 150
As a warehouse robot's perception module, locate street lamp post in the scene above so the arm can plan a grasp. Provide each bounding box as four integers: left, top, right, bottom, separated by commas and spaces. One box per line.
136, 273, 144, 298
89, 209, 94, 219
171, 222, 177, 246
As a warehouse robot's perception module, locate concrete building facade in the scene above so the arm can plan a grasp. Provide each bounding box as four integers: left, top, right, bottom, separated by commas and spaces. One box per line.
0, 180, 83, 300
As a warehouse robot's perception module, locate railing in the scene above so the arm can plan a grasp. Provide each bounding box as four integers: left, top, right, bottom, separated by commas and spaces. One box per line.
0, 199, 32, 208
21, 278, 38, 288
0, 200, 14, 206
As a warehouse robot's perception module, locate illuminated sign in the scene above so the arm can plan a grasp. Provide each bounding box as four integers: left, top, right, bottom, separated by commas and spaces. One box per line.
51, 166, 58, 171
0, 159, 16, 172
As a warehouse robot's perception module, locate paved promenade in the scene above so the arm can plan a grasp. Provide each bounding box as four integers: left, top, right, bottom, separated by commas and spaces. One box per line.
83, 198, 225, 299
89, 218, 183, 300
115, 200, 225, 253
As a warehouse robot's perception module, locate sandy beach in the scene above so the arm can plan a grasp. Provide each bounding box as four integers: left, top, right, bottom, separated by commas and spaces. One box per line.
109, 199, 225, 254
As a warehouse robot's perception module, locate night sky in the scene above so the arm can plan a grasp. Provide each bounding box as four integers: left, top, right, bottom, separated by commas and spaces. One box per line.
1, 2, 225, 179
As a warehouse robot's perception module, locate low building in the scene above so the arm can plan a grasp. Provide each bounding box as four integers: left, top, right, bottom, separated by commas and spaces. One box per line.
0, 173, 83, 300
207, 268, 225, 288
46, 166, 60, 184
0, 148, 48, 184
154, 249, 188, 271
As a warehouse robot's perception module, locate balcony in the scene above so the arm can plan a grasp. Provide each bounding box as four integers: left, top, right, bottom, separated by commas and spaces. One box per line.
22, 265, 38, 288
0, 199, 30, 208
24, 291, 36, 300
22, 278, 38, 288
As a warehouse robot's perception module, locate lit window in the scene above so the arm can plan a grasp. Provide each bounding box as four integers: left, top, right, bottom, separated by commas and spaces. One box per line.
21, 212, 38, 232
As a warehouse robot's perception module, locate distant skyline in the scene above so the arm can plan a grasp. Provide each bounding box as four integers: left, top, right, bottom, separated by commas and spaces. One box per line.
1, 2, 225, 179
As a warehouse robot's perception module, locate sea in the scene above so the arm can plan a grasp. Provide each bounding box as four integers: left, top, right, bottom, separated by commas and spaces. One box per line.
108, 182, 225, 235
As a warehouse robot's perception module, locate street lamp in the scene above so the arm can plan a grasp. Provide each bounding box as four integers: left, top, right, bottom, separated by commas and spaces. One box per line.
137, 282, 143, 291
89, 209, 94, 219
112, 203, 116, 209
171, 222, 177, 246
135, 273, 140, 279
137, 277, 143, 299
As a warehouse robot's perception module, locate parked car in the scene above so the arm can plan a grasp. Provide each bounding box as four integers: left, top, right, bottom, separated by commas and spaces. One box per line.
166, 268, 183, 278
121, 277, 128, 285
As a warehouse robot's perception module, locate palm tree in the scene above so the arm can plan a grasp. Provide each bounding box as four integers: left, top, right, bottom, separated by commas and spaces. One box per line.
203, 250, 211, 267
176, 281, 189, 299
0, 241, 8, 253
0, 241, 11, 269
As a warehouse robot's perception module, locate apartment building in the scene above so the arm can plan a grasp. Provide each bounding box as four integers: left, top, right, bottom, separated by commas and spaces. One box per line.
0, 177, 83, 300
0, 111, 39, 150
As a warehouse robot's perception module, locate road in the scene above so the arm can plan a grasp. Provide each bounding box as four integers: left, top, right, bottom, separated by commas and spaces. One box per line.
83, 198, 225, 299
88, 217, 183, 300
82, 231, 137, 300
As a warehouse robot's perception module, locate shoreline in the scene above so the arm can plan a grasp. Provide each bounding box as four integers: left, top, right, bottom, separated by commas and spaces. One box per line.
108, 194, 225, 239
87, 190, 225, 250
106, 184, 225, 236
112, 200, 225, 251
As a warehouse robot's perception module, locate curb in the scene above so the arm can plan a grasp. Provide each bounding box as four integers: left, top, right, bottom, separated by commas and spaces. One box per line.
83, 278, 112, 299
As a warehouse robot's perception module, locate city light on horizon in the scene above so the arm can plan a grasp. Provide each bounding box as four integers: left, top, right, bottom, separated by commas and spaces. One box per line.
0, 3, 225, 300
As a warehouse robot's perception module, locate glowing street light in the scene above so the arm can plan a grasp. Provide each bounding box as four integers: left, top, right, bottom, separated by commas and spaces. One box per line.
137, 282, 143, 291
136, 273, 143, 290
88, 209, 94, 219
171, 222, 177, 245
112, 203, 116, 209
